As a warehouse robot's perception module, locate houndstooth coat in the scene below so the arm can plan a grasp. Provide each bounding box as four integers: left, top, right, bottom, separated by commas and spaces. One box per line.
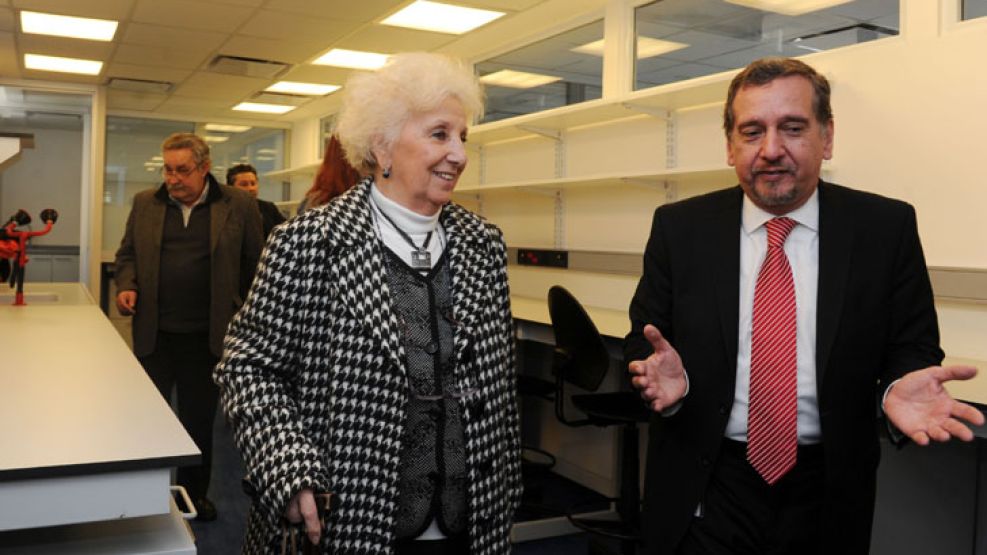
215, 178, 521, 554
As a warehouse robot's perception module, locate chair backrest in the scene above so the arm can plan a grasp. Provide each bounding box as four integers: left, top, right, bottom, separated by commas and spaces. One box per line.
547, 285, 610, 392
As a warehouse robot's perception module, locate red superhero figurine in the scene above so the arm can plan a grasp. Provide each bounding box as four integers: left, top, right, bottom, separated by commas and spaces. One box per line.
0, 208, 59, 305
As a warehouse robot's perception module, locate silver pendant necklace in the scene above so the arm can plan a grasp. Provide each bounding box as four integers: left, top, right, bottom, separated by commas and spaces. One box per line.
375, 205, 434, 270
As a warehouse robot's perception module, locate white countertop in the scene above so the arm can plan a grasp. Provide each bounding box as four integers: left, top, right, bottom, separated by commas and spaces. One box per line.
0, 300, 198, 480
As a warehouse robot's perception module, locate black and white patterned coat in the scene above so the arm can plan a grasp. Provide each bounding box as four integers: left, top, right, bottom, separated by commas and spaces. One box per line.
215, 179, 521, 554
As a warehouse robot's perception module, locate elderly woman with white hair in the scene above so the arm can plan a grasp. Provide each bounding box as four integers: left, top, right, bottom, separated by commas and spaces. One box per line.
215, 52, 521, 555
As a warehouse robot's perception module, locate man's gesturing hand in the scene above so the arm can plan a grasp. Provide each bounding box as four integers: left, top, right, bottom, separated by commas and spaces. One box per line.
628, 324, 688, 412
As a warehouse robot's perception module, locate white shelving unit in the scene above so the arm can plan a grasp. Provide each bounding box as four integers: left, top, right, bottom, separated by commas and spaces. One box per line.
465, 73, 730, 147
457, 71, 735, 204
456, 165, 736, 194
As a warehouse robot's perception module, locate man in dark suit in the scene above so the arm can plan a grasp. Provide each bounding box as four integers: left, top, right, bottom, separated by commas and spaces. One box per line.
114, 133, 263, 521
226, 163, 286, 238
624, 57, 984, 554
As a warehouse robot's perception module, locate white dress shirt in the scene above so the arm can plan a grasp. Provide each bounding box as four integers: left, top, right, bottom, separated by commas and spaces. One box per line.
725, 189, 821, 444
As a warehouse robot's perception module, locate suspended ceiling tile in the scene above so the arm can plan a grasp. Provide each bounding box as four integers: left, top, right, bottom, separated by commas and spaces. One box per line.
237, 10, 350, 41
106, 89, 167, 111
155, 94, 237, 114
112, 43, 211, 70
104, 62, 192, 84
121, 22, 228, 53
210, 0, 264, 6
337, 26, 456, 54
132, 0, 252, 33
173, 71, 269, 100
0, 7, 13, 32
19, 34, 115, 60
457, 0, 545, 10
11, 0, 136, 20
263, 0, 405, 22
0, 31, 19, 77
219, 35, 322, 65
277, 64, 352, 85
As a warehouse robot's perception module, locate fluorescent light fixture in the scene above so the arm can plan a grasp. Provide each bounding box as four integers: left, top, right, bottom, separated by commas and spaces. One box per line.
151, 156, 163, 161
203, 135, 229, 143
24, 54, 103, 75
312, 49, 389, 70
479, 69, 561, 89
265, 81, 340, 96
205, 123, 252, 133
21, 10, 118, 41
256, 148, 277, 155
232, 102, 295, 114
724, 0, 853, 16
381, 0, 504, 34
572, 37, 689, 59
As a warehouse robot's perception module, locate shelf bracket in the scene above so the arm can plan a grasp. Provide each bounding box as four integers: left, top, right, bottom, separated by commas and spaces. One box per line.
478, 144, 486, 186
663, 180, 677, 203
554, 190, 565, 250
621, 103, 671, 121
516, 124, 563, 141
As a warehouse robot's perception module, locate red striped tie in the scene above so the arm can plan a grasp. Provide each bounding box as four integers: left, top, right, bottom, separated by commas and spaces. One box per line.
747, 217, 798, 485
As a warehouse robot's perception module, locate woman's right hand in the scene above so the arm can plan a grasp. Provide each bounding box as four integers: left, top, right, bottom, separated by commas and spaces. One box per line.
285, 488, 322, 545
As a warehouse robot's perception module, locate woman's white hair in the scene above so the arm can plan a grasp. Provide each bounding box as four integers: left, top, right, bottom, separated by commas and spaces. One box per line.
335, 52, 484, 174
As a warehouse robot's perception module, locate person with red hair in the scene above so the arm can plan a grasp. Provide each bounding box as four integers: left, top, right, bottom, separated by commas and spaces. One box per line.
297, 134, 361, 213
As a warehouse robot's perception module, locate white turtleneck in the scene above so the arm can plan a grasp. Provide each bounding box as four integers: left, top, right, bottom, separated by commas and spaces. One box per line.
370, 183, 446, 270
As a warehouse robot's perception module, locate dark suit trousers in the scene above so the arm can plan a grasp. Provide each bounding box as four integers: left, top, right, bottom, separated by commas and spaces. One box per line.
676, 439, 825, 555
139, 331, 219, 500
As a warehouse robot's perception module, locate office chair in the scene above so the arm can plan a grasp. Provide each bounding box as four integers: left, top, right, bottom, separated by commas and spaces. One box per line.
548, 285, 651, 555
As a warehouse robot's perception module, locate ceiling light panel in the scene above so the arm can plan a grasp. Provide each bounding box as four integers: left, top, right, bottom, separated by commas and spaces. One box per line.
312, 49, 389, 70
381, 1, 505, 34
205, 123, 252, 133
233, 102, 295, 114
265, 81, 340, 96
203, 135, 229, 143
724, 0, 854, 16
572, 37, 689, 59
20, 11, 119, 41
24, 54, 103, 75
479, 69, 561, 89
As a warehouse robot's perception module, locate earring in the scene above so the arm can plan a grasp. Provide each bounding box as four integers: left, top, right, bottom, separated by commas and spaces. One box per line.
382, 167, 391, 179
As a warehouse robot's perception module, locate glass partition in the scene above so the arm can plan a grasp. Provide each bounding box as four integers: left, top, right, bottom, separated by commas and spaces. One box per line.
0, 86, 92, 282
634, 0, 900, 90
476, 19, 604, 123
102, 117, 286, 254
963, 0, 987, 20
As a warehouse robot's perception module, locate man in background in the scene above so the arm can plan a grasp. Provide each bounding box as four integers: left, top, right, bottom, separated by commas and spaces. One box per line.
226, 163, 286, 238
114, 132, 263, 521
625, 57, 983, 554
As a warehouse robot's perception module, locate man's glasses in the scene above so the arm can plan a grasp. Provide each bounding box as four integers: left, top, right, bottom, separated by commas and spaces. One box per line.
161, 165, 199, 178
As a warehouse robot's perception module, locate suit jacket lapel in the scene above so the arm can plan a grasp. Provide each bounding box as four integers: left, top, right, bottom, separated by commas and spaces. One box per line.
713, 188, 744, 384
210, 187, 231, 254
815, 181, 851, 388
331, 182, 406, 374
441, 204, 488, 372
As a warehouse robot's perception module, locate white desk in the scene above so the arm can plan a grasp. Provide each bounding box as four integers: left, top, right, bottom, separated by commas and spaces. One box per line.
0, 283, 197, 552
